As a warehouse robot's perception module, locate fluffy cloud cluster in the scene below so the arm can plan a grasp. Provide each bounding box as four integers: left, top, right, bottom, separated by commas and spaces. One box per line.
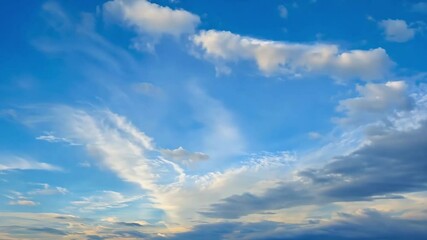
192, 30, 393, 80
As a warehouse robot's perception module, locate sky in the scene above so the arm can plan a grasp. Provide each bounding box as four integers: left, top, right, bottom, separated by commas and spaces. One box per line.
0, 0, 427, 239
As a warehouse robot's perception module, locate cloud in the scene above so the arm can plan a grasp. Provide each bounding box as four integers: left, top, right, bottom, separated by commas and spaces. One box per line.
412, 2, 427, 14
0, 155, 61, 171
28, 227, 66, 236
132, 82, 163, 96
202, 117, 427, 218
167, 209, 427, 240
0, 212, 160, 239
36, 132, 79, 145
34, 106, 183, 195
5, 192, 39, 206
8, 200, 39, 206
192, 30, 393, 80
153, 151, 295, 223
337, 81, 413, 124
103, 0, 200, 50
28, 183, 68, 195
278, 5, 288, 18
19, 93, 424, 225
379, 19, 416, 42
308, 131, 322, 140
160, 147, 209, 164
70, 191, 142, 212
113, 230, 149, 238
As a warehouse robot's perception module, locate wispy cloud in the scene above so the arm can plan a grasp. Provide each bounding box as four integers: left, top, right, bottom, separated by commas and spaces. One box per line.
5, 191, 39, 207
71, 191, 142, 212
28, 183, 69, 195
36, 132, 80, 145
0, 155, 61, 172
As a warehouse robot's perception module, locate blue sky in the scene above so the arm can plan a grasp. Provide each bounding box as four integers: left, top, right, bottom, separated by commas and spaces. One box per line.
1, 0, 427, 239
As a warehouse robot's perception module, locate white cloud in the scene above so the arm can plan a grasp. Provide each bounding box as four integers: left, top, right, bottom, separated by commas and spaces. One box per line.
412, 2, 427, 14
71, 191, 142, 212
28, 183, 69, 195
43, 106, 177, 193
337, 81, 413, 124
192, 30, 393, 80
28, 105, 297, 224
379, 19, 416, 42
153, 151, 296, 223
160, 147, 209, 164
103, 0, 200, 37
8, 200, 38, 206
278, 5, 288, 18
5, 191, 39, 206
36, 132, 79, 145
0, 155, 61, 171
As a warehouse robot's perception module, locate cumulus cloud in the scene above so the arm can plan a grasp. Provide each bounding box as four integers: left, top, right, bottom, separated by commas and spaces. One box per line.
379, 19, 416, 42
103, 0, 200, 50
192, 30, 393, 80
0, 155, 61, 171
103, 0, 200, 36
337, 81, 413, 124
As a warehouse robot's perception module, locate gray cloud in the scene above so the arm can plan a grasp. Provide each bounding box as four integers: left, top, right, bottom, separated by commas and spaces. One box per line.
28, 227, 67, 235
379, 19, 416, 42
202, 120, 427, 219
160, 146, 209, 164
167, 210, 427, 240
